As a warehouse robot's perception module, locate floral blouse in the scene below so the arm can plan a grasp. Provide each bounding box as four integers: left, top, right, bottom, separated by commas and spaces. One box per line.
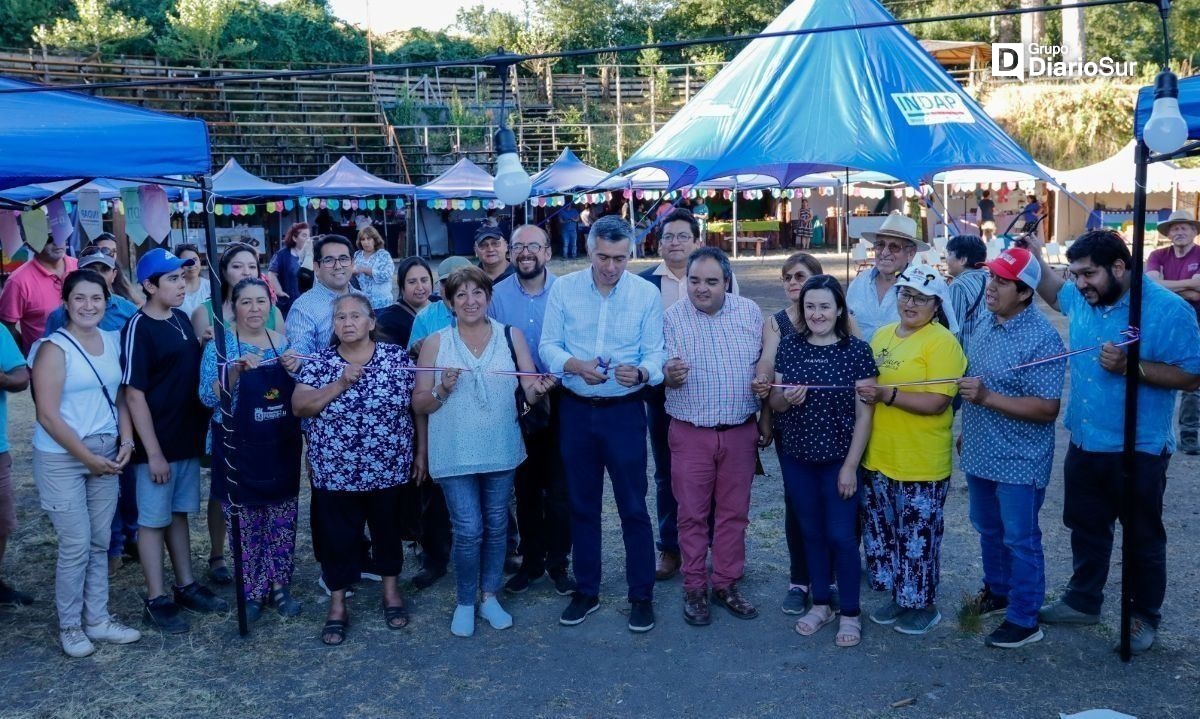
353, 249, 395, 309
296, 342, 416, 491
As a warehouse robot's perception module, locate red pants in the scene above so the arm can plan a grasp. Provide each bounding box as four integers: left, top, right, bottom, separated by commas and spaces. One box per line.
667, 419, 758, 592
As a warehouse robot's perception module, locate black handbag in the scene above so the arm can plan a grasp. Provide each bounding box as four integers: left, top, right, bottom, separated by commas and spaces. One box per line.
502, 325, 551, 435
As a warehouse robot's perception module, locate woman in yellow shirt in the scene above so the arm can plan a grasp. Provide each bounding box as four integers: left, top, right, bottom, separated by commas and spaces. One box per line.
856, 264, 966, 636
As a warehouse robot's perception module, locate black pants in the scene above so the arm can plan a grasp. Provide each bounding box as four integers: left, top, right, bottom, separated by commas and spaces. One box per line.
419, 481, 452, 571
513, 406, 571, 576
313, 485, 406, 592
1062, 444, 1170, 626
784, 490, 809, 586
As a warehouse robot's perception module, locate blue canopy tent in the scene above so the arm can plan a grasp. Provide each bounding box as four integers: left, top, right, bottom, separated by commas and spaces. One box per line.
291, 156, 415, 255
416, 159, 501, 256
613, 0, 1051, 256
212, 158, 301, 200
0, 178, 185, 204
0, 75, 210, 193
530, 148, 612, 196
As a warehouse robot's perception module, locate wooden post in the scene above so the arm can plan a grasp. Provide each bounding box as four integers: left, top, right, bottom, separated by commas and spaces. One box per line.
685, 65, 691, 102
649, 65, 657, 133
615, 64, 624, 164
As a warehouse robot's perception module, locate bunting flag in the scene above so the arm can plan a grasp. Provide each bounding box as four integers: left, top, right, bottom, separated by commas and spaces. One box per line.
77, 189, 103, 243
45, 197, 73, 248
121, 187, 147, 246
139, 185, 171, 244
0, 211, 23, 257
20, 208, 49, 252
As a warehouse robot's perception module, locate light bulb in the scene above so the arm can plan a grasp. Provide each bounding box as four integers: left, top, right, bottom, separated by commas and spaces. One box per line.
1144, 69, 1189, 155
493, 151, 531, 206
1145, 96, 1188, 155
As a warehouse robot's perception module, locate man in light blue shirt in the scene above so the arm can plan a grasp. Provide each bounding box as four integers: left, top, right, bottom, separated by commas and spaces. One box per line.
488, 225, 572, 595
845, 211, 928, 341
1028, 230, 1200, 654
540, 216, 664, 633
407, 254, 472, 353
285, 235, 359, 359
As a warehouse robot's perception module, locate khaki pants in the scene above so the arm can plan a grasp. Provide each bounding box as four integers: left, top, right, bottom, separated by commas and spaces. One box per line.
33, 435, 118, 629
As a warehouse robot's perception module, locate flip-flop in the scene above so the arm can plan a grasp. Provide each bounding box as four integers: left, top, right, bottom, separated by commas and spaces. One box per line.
321, 614, 350, 645
836, 615, 862, 648
383, 601, 409, 630
794, 606, 836, 636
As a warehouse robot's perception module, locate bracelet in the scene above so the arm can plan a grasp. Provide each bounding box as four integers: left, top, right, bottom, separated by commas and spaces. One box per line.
884, 387, 898, 406
431, 386, 447, 404
636, 367, 647, 384
120, 439, 135, 449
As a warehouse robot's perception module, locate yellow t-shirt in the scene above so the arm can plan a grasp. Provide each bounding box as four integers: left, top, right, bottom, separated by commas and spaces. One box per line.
863, 321, 966, 481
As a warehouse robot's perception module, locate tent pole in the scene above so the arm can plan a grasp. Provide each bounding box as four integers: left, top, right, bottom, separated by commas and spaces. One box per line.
200, 174, 248, 638
732, 180, 739, 260
942, 181, 949, 246
843, 169, 850, 285
1120, 141, 1150, 663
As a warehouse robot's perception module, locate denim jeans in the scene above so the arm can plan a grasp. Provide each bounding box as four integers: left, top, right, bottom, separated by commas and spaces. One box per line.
1179, 389, 1200, 451
780, 455, 860, 614
966, 474, 1046, 628
436, 470, 516, 606
645, 388, 679, 554
107, 465, 138, 558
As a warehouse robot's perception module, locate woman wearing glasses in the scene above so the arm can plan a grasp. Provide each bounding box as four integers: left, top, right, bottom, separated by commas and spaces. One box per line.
88, 234, 143, 308
855, 263, 966, 637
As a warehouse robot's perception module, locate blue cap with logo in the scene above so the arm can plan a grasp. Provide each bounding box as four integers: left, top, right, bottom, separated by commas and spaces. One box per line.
136, 247, 196, 284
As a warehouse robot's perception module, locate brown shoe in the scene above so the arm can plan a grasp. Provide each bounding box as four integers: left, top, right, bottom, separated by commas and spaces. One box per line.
655, 551, 680, 581
712, 582, 759, 620
683, 589, 711, 626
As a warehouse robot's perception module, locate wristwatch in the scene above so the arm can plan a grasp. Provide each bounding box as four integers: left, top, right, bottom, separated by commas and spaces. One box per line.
636, 367, 648, 384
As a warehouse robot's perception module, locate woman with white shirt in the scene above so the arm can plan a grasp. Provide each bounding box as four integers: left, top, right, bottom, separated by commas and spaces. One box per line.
30, 269, 141, 657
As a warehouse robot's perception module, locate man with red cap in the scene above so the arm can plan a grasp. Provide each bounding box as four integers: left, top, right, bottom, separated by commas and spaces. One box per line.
956, 248, 1066, 650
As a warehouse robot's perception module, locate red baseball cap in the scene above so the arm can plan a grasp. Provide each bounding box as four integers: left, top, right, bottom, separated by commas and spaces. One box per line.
985, 247, 1041, 287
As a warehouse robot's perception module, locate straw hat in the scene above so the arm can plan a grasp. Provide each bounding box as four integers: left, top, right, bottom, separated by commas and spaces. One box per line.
862, 210, 931, 251
1157, 210, 1200, 236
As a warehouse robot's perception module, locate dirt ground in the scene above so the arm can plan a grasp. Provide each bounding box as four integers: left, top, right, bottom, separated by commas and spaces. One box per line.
1, 250, 1198, 719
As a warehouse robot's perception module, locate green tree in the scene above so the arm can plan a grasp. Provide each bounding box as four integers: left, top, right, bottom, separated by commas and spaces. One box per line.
32, 0, 151, 57
455, 4, 522, 54
0, 0, 69, 49
158, 0, 257, 66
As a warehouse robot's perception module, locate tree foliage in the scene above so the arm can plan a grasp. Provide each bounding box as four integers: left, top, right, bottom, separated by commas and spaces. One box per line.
157, 0, 255, 66
33, 0, 151, 57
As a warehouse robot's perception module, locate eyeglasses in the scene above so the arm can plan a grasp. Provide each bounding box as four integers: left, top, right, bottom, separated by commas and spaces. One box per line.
318, 255, 353, 268
897, 289, 935, 307
510, 242, 545, 254
873, 241, 910, 254
661, 234, 694, 244
89, 246, 116, 257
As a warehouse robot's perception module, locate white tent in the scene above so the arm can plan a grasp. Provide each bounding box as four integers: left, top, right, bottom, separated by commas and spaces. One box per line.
1054, 141, 1181, 194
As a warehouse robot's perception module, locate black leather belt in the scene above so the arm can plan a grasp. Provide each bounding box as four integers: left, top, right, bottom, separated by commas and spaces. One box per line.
564, 388, 645, 407
677, 416, 755, 432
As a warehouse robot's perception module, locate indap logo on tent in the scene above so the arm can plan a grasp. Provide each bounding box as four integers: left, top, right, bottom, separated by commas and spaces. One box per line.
991, 43, 1138, 81
890, 93, 975, 126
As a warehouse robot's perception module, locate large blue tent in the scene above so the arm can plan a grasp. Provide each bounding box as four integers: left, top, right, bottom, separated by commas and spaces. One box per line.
615, 0, 1051, 190
213, 158, 300, 199
416, 158, 497, 200
0, 75, 210, 192
0, 178, 184, 204
291, 156, 415, 197
530, 149, 612, 195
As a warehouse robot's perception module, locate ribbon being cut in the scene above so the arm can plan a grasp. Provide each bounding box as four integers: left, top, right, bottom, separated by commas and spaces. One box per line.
230, 352, 561, 379
769, 328, 1141, 391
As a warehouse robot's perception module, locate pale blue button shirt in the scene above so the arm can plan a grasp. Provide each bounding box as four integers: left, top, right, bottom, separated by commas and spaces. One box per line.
846, 267, 900, 343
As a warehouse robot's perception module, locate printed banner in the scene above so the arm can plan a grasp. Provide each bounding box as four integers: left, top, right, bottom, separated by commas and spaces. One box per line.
139, 185, 171, 244
77, 189, 103, 243
121, 187, 147, 246
46, 197, 73, 248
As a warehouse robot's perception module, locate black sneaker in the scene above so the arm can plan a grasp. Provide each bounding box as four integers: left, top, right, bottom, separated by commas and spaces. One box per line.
143, 595, 189, 634
985, 620, 1044, 649
549, 568, 577, 596
972, 588, 1009, 618
504, 571, 544, 594
0, 580, 34, 606
174, 582, 229, 614
559, 593, 600, 626
504, 553, 523, 575
411, 565, 446, 591
628, 599, 655, 633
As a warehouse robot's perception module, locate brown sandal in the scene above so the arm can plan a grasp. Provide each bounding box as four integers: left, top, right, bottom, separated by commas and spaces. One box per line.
835, 615, 862, 647
794, 605, 836, 636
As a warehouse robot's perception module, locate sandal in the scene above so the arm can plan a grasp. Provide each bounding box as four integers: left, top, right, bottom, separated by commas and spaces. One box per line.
207, 556, 233, 586
321, 613, 350, 646
383, 599, 410, 630
836, 615, 862, 648
794, 605, 836, 636
269, 586, 302, 618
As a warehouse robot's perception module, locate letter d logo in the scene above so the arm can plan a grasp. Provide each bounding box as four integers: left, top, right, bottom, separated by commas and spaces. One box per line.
991, 43, 1024, 80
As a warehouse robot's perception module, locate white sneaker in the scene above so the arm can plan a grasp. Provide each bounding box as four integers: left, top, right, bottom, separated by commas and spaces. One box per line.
85, 617, 142, 645
60, 626, 96, 658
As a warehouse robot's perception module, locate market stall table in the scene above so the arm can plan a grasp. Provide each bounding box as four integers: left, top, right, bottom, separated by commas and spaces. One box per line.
705, 220, 781, 256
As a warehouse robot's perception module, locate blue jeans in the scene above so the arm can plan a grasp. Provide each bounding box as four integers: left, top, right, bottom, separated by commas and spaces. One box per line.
436, 470, 515, 606
645, 388, 678, 554
560, 394, 655, 601
780, 455, 860, 614
966, 474, 1046, 628
107, 465, 138, 558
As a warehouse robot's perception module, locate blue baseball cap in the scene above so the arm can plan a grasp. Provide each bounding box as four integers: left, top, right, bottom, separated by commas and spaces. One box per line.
136, 247, 195, 284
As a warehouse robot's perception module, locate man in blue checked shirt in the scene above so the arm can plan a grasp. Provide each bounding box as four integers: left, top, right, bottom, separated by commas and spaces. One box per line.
1026, 230, 1200, 655
540, 215, 665, 634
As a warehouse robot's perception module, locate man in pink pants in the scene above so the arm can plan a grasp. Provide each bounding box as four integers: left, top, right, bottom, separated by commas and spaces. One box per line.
663, 246, 765, 626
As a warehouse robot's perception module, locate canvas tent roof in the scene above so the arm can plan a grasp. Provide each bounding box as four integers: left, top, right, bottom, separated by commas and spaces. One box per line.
614, 0, 1051, 191
291, 156, 414, 197
530, 149, 612, 195
416, 158, 498, 200
1053, 141, 1186, 194
213, 159, 300, 199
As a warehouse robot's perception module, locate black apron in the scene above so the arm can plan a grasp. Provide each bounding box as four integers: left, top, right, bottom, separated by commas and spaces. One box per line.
211, 354, 302, 506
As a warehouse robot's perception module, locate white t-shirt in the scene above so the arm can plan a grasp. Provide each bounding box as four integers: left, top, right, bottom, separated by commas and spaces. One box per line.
29, 330, 122, 453
180, 282, 211, 319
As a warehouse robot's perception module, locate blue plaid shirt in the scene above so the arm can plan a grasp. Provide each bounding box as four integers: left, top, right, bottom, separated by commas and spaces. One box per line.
540, 269, 664, 397
1058, 280, 1200, 454
961, 304, 1065, 486
285, 281, 362, 359
488, 269, 556, 374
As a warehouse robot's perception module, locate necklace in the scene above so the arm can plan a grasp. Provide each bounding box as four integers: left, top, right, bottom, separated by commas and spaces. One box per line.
875, 328, 912, 364
165, 312, 189, 341
458, 324, 491, 356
